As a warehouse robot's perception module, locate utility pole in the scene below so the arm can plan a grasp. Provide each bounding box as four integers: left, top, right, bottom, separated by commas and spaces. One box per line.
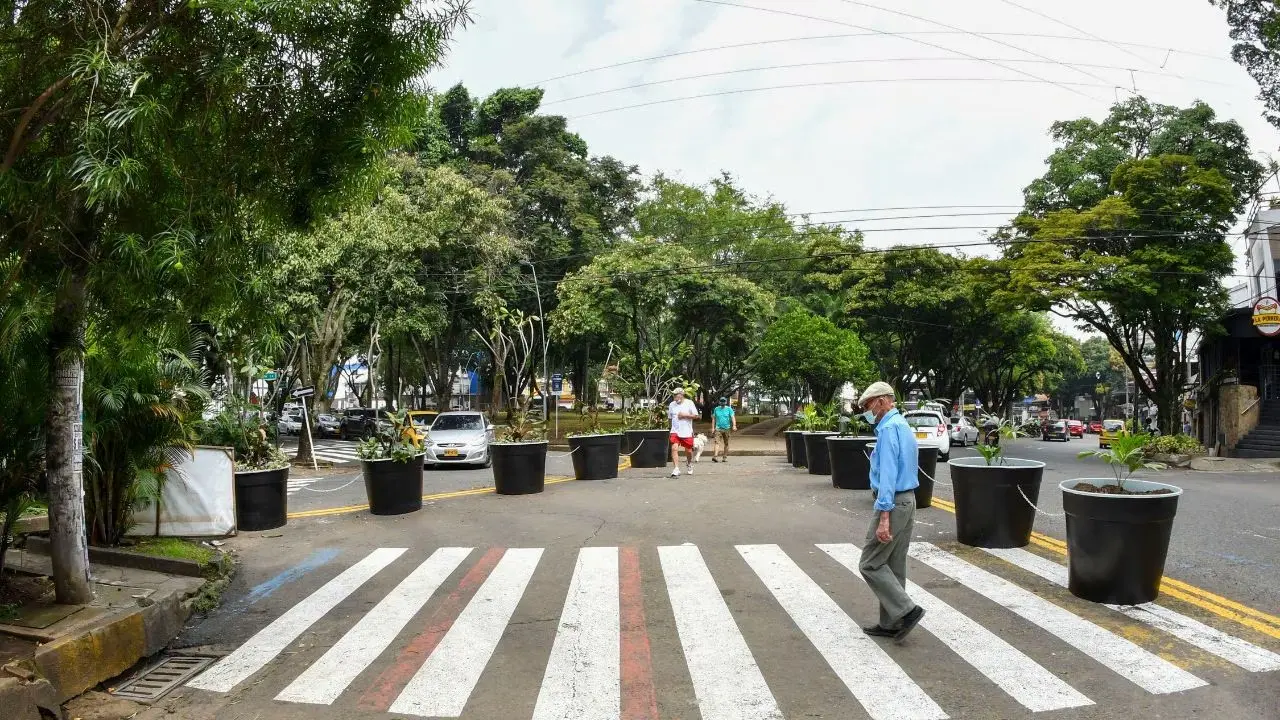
523, 261, 549, 420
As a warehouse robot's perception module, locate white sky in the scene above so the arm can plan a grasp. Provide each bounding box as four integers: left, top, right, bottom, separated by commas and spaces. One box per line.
431, 0, 1280, 336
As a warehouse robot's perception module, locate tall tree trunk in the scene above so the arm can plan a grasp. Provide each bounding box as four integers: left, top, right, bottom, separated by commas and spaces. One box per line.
46, 269, 93, 604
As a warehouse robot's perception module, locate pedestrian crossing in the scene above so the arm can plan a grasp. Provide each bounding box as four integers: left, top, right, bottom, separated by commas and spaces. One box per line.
186, 543, 1278, 718
306, 441, 361, 465
286, 477, 321, 495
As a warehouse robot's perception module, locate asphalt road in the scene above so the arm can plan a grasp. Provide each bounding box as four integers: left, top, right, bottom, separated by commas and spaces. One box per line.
142, 441, 1280, 720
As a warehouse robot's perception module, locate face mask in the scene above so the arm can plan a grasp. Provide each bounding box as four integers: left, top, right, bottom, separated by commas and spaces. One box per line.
860, 411, 876, 424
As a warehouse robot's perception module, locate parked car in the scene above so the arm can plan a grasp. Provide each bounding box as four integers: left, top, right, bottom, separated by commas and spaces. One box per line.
1087, 420, 1102, 434
276, 413, 302, 436
948, 416, 980, 446
1099, 419, 1125, 449
339, 408, 381, 440
1066, 419, 1085, 438
903, 410, 951, 460
314, 414, 342, 438
1042, 420, 1070, 442
423, 411, 494, 468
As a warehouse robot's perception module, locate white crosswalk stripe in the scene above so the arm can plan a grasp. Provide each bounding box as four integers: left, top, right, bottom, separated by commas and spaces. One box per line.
186, 542, 1273, 718
909, 542, 1208, 695
982, 546, 1280, 673
310, 442, 360, 464
187, 547, 406, 693
740, 544, 946, 720
818, 543, 1094, 713
389, 548, 543, 717
276, 547, 473, 705
286, 477, 321, 495
659, 544, 782, 720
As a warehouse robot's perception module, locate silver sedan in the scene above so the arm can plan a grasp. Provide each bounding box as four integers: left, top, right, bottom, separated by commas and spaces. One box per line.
423, 412, 494, 468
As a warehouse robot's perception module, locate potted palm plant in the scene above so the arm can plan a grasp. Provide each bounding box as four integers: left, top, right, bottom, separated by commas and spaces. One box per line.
200, 404, 290, 531
827, 414, 876, 489
356, 409, 425, 515
567, 405, 620, 481
798, 403, 839, 475
622, 404, 670, 469
1064, 433, 1177, 605
477, 307, 549, 495
948, 417, 1044, 548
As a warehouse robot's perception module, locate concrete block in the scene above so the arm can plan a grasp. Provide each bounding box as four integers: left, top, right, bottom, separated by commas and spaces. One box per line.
34, 610, 147, 702
0, 673, 62, 720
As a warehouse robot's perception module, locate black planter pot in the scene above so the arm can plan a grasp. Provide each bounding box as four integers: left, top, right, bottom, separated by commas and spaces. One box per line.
788, 431, 809, 468
569, 434, 621, 480
784, 430, 803, 464
803, 432, 836, 475
361, 456, 425, 515
234, 466, 289, 531
827, 436, 875, 489
1061, 478, 1182, 605
916, 445, 939, 508
948, 457, 1045, 548
491, 442, 548, 495
625, 429, 670, 469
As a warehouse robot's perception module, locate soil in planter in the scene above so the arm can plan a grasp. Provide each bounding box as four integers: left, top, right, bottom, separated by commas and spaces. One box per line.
1071, 483, 1174, 495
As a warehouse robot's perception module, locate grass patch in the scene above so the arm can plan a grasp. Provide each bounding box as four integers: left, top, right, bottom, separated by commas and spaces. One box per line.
130, 537, 216, 566
0, 603, 18, 621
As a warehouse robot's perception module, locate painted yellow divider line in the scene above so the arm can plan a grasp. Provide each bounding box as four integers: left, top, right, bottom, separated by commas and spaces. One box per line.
926, 496, 1280, 640
287, 477, 577, 520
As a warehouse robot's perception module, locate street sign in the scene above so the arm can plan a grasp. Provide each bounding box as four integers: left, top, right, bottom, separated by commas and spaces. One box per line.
551, 373, 563, 394
263, 371, 279, 382
292, 385, 315, 399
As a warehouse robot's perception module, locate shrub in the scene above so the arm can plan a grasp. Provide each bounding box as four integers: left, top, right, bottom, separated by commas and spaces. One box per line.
1143, 434, 1205, 457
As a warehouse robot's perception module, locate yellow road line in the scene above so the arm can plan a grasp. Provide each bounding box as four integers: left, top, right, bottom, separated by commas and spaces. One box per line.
287, 477, 576, 519
926, 495, 1280, 639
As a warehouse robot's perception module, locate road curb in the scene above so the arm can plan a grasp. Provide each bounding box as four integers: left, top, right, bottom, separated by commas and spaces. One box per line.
23, 537, 207, 578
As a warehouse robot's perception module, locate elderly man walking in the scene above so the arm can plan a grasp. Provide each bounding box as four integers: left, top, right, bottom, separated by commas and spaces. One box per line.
857, 381, 925, 641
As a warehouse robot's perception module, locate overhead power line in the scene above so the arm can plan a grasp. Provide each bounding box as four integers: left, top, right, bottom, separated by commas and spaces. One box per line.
691, 0, 1102, 101
531, 32, 1226, 88
543, 57, 1239, 107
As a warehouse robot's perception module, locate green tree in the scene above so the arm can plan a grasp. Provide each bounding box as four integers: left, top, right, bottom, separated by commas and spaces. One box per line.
968, 313, 1062, 414
1214, 1, 1280, 130
1001, 98, 1262, 434
0, 1, 472, 602
756, 309, 875, 405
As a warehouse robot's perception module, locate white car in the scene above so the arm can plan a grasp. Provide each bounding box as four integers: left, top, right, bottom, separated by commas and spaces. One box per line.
423, 411, 495, 468
949, 416, 981, 446
903, 410, 951, 460
276, 413, 303, 436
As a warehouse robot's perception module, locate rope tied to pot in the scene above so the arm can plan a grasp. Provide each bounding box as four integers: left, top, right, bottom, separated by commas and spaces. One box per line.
622, 438, 650, 456
863, 449, 952, 486
1016, 484, 1065, 518
297, 476, 361, 493
547, 446, 580, 459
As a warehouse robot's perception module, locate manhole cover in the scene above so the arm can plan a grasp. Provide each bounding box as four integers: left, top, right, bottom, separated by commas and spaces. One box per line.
110, 656, 212, 702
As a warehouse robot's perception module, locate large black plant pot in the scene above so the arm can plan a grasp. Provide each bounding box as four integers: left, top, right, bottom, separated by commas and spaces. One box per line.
784, 430, 803, 464
788, 431, 809, 468
916, 445, 939, 508
491, 442, 548, 495
625, 429, 670, 469
234, 466, 289, 531
569, 434, 621, 480
1061, 478, 1182, 605
827, 437, 875, 489
361, 456, 425, 515
948, 457, 1044, 548
803, 432, 836, 475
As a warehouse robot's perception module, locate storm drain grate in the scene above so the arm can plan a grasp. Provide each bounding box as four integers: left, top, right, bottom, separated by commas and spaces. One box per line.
110, 655, 213, 702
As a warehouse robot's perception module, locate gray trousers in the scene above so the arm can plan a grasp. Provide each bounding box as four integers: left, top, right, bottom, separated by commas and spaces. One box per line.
859, 491, 917, 628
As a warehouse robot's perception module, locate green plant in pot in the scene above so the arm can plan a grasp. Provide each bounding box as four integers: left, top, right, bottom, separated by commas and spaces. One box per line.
827, 411, 877, 490
356, 408, 425, 515
798, 402, 839, 476
199, 403, 290, 531
1061, 433, 1179, 605
948, 416, 1044, 548
567, 405, 621, 481
476, 306, 551, 495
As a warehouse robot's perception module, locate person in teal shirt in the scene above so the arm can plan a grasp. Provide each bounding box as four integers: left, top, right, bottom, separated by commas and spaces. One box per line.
711, 397, 737, 463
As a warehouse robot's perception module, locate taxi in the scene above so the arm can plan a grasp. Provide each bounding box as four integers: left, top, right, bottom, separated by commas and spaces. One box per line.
1099, 419, 1126, 449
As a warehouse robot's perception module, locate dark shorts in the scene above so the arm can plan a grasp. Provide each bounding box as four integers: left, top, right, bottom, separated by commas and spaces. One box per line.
670, 434, 694, 449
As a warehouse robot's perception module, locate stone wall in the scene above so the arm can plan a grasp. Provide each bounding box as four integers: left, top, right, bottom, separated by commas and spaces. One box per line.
1219, 383, 1260, 453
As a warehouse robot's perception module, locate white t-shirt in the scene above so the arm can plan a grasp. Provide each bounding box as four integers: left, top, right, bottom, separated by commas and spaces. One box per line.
668, 399, 698, 438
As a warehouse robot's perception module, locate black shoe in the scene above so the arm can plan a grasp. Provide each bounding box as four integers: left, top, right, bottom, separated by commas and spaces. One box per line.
861, 624, 896, 638
893, 606, 925, 642
712, 457, 719, 463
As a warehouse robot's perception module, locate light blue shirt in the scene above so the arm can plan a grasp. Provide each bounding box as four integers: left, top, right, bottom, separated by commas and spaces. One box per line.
713, 405, 735, 430
870, 408, 919, 512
